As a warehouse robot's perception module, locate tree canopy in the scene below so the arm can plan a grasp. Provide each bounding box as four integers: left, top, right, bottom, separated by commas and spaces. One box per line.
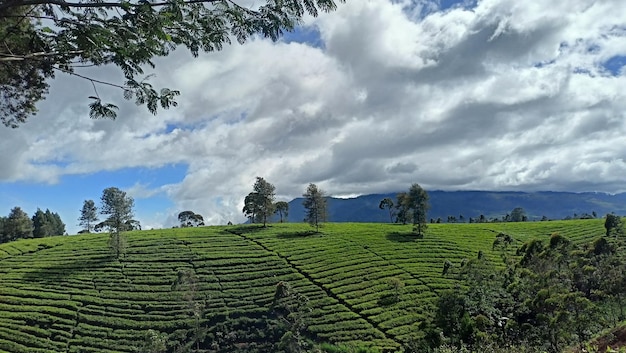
2, 207, 32, 242
32, 208, 65, 237
252, 177, 275, 227
274, 201, 289, 223
406, 183, 429, 236
178, 210, 204, 227
302, 183, 326, 232
100, 186, 134, 234
379, 197, 394, 223
78, 199, 98, 233
0, 0, 344, 127
604, 213, 623, 237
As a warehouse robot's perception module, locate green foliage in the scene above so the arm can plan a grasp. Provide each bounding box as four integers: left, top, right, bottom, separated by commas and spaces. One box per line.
605, 214, 623, 237
177, 210, 205, 227
32, 208, 65, 237
392, 184, 430, 233
253, 177, 276, 227
303, 183, 327, 232
2, 207, 32, 242
243, 177, 276, 226
275, 201, 290, 223
0, 219, 622, 353
99, 187, 135, 235
107, 231, 127, 259
0, 6, 54, 127
78, 200, 98, 233
394, 192, 411, 225
509, 207, 527, 222
134, 329, 167, 353
378, 198, 395, 223
0, 0, 344, 126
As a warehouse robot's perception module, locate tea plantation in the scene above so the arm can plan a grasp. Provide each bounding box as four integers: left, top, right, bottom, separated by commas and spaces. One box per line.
0, 220, 608, 352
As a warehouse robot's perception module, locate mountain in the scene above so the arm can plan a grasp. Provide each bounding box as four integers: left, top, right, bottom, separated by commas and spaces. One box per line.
286, 190, 626, 223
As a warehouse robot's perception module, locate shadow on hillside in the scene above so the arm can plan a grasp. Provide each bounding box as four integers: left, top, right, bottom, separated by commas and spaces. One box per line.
21, 256, 114, 283
386, 232, 423, 242
222, 225, 268, 235
276, 231, 320, 239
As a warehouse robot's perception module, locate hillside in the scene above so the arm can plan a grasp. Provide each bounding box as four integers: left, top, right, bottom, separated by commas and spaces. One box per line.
286, 191, 626, 223
0, 220, 611, 352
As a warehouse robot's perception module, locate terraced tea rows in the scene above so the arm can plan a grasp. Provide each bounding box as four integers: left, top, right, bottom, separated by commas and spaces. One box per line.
0, 219, 607, 352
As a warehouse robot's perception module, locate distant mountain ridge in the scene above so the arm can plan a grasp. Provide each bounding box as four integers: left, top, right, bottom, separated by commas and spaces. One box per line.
286, 190, 626, 223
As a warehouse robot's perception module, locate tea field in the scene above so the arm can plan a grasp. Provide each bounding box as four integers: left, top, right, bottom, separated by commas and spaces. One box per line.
0, 219, 608, 352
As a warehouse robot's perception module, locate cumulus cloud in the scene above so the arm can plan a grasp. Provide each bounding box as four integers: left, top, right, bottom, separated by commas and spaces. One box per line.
2, 0, 626, 226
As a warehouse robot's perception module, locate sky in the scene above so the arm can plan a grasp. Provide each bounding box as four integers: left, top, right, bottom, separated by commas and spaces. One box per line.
1, 0, 625, 234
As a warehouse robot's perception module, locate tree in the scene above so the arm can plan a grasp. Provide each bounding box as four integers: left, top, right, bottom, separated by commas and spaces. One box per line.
177, 210, 204, 227
4, 207, 32, 241
271, 281, 313, 353
0, 217, 6, 243
407, 183, 429, 236
379, 197, 395, 223
100, 187, 135, 232
243, 192, 261, 223
172, 268, 205, 351
32, 208, 52, 238
302, 183, 327, 232
510, 207, 527, 222
45, 209, 65, 235
31, 208, 64, 237
0, 0, 344, 127
100, 187, 134, 258
136, 329, 167, 353
604, 213, 623, 238
124, 219, 141, 230
79, 199, 98, 233
248, 177, 276, 227
395, 192, 411, 225
274, 201, 289, 223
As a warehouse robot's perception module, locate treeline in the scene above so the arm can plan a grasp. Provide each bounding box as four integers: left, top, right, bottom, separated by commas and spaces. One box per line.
0, 207, 65, 243
242, 177, 328, 232
416, 228, 626, 353
78, 187, 140, 234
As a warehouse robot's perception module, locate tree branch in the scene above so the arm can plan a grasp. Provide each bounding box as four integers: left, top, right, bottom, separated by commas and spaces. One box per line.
0, 50, 84, 61
0, 0, 223, 11
53, 65, 127, 90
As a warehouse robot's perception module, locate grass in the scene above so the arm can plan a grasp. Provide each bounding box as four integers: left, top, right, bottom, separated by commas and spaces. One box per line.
0, 219, 608, 352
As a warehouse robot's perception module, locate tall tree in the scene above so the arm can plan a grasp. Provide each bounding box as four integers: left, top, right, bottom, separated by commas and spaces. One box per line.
510, 207, 527, 222
100, 187, 134, 258
379, 197, 395, 223
252, 177, 276, 227
0, 216, 6, 243
302, 183, 327, 232
79, 199, 98, 233
395, 192, 411, 225
407, 183, 429, 236
178, 210, 204, 227
44, 209, 65, 235
32, 208, 52, 238
243, 192, 261, 223
4, 207, 32, 241
0, 0, 344, 126
100, 187, 135, 232
172, 268, 205, 351
274, 201, 289, 223
604, 213, 623, 238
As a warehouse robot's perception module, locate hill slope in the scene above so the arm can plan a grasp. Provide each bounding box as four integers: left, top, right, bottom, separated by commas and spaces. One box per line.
287, 191, 626, 223
0, 220, 608, 352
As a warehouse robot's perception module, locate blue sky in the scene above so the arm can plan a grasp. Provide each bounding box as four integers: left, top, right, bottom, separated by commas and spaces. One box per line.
0, 165, 186, 233
1, 0, 625, 234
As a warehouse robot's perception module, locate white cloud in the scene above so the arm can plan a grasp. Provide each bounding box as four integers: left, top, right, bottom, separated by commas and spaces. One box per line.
2, 0, 626, 225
